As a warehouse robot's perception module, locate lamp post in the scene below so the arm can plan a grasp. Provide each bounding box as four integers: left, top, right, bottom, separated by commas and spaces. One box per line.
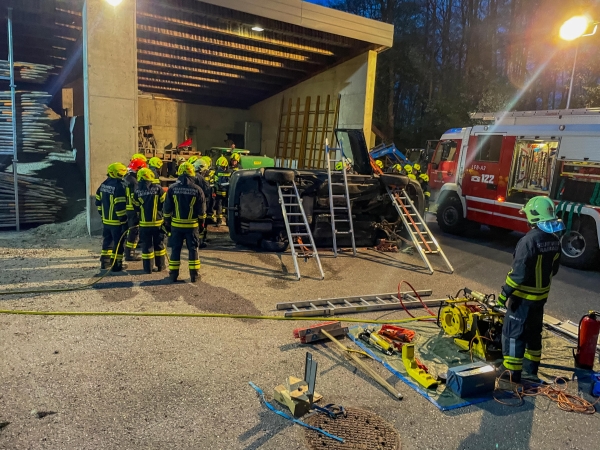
559, 15, 598, 109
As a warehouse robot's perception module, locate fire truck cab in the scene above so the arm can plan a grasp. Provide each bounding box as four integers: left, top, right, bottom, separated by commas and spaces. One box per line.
432, 109, 600, 270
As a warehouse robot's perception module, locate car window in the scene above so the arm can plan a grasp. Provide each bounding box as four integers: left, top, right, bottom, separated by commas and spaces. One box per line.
433, 140, 457, 164
474, 135, 503, 162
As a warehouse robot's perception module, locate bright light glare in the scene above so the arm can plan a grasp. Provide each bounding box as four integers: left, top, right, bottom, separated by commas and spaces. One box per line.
559, 16, 590, 41
105, 0, 123, 6
252, 26, 264, 32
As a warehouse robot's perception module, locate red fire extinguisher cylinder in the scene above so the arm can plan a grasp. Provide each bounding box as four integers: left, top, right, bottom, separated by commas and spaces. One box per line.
574, 311, 600, 370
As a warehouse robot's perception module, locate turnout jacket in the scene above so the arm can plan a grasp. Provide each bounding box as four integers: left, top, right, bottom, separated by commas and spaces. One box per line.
124, 172, 138, 212
194, 174, 213, 203
132, 180, 167, 227
163, 175, 206, 228
95, 177, 128, 226
500, 227, 561, 302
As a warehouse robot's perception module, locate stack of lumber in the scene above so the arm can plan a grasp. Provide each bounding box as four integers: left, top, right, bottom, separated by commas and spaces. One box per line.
0, 61, 54, 84
0, 172, 67, 226
0, 91, 69, 155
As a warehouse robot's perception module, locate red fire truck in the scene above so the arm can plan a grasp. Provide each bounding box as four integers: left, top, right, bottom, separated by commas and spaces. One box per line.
430, 109, 600, 270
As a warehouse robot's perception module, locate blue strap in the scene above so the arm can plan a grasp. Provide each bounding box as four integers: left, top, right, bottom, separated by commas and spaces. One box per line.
248, 382, 344, 443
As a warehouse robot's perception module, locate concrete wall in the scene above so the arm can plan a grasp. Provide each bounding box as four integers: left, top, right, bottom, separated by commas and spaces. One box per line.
84, 0, 138, 234
138, 97, 252, 152
249, 51, 377, 158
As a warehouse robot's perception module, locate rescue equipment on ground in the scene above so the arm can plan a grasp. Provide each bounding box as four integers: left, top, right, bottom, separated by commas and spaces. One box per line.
437, 288, 504, 361
574, 311, 600, 370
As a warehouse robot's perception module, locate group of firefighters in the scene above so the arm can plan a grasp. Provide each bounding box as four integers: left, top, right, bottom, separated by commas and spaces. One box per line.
95, 152, 239, 282
375, 159, 431, 208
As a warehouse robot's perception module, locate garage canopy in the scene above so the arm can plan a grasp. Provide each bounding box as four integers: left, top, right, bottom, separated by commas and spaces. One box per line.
3, 0, 393, 108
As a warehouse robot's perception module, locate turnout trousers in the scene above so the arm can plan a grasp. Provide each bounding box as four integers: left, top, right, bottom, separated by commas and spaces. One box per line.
101, 224, 125, 267
502, 298, 545, 374
168, 227, 201, 275
213, 194, 226, 221
139, 226, 167, 273
126, 211, 139, 250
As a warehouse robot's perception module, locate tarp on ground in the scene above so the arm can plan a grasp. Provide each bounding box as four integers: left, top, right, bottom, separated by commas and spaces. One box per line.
347, 322, 580, 411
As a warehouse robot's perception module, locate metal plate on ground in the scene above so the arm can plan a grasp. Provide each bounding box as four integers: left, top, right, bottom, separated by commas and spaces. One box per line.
304, 407, 400, 450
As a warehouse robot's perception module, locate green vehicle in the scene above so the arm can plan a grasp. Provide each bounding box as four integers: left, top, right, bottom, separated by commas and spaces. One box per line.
207, 147, 275, 169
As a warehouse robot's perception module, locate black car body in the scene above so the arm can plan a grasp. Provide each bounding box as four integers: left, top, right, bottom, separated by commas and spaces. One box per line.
227, 129, 425, 251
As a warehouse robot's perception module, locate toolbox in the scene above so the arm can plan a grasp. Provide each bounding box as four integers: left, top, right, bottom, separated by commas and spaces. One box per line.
446, 362, 496, 397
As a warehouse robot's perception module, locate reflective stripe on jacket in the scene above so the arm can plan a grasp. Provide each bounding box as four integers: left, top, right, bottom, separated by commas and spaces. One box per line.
132, 180, 166, 227
501, 228, 561, 301
163, 175, 206, 228
95, 177, 128, 226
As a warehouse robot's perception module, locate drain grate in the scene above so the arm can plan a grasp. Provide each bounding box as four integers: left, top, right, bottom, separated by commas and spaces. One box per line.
304, 407, 400, 450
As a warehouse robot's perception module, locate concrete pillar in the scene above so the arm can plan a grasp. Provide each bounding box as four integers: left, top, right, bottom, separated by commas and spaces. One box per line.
83, 0, 138, 234
363, 50, 378, 149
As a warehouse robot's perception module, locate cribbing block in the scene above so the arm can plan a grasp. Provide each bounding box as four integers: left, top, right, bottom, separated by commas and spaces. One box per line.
293, 322, 348, 343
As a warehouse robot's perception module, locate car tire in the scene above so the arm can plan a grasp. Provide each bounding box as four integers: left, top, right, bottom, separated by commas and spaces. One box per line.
264, 169, 295, 184
560, 218, 600, 270
260, 238, 289, 253
379, 174, 409, 187
436, 195, 465, 234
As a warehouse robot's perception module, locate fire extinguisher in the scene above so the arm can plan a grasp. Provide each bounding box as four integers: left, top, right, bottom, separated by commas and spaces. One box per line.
574, 311, 600, 370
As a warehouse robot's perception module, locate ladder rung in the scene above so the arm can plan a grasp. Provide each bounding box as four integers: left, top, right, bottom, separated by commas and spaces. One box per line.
294, 243, 313, 247
281, 194, 296, 197
287, 213, 303, 215
289, 223, 305, 226
412, 231, 430, 235
331, 195, 345, 198
335, 231, 351, 235
335, 219, 350, 222
292, 233, 310, 236
286, 203, 300, 207
333, 207, 347, 210
330, 183, 345, 186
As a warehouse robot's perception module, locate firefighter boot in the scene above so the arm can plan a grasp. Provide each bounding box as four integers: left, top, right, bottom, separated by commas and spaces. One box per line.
190, 269, 200, 283
216, 218, 223, 227
497, 364, 521, 383
111, 260, 127, 273
522, 359, 541, 382
154, 255, 166, 272
125, 248, 142, 262
142, 258, 153, 274
169, 270, 179, 283
100, 257, 110, 270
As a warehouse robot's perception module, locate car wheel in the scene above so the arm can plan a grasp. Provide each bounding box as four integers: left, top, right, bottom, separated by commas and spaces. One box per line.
379, 174, 409, 187
260, 238, 289, 253
264, 169, 295, 184
436, 195, 465, 234
560, 219, 600, 270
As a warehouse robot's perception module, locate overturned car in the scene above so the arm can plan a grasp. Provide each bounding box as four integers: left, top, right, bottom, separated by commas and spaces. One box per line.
227, 129, 425, 251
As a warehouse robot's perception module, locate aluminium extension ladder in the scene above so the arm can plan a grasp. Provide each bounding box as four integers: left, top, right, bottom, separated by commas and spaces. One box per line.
276, 289, 443, 317
386, 186, 454, 274
325, 140, 356, 257
278, 181, 325, 281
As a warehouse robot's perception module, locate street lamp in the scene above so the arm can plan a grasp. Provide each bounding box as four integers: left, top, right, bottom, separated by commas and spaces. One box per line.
105, 0, 123, 6
559, 15, 598, 108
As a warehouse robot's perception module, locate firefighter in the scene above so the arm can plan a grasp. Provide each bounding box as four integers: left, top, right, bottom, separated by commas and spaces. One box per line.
375, 159, 384, 171
124, 157, 147, 261
95, 163, 129, 272
412, 163, 421, 177
163, 162, 206, 283
391, 163, 403, 174
132, 168, 167, 274
418, 173, 431, 211
148, 157, 163, 179
199, 156, 216, 223
497, 196, 564, 382
193, 158, 213, 248
213, 155, 230, 227
230, 152, 241, 171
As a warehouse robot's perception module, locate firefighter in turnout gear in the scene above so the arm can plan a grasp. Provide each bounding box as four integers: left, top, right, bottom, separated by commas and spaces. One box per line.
124, 157, 148, 261
200, 156, 216, 223
163, 162, 206, 283
418, 173, 431, 211
403, 164, 417, 180
148, 157, 163, 179
95, 163, 129, 271
213, 156, 231, 226
132, 168, 167, 274
497, 196, 564, 382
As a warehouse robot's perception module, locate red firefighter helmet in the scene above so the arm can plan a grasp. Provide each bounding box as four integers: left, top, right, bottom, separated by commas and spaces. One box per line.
128, 158, 147, 173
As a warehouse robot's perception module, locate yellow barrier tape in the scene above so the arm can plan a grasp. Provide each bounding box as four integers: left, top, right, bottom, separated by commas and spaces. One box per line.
0, 310, 435, 324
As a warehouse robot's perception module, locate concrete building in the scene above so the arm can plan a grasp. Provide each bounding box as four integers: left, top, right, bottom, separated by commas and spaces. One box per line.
6, 0, 393, 233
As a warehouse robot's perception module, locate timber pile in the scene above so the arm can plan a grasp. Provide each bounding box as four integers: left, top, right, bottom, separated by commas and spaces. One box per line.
0, 91, 69, 156
0, 172, 67, 226
0, 61, 54, 84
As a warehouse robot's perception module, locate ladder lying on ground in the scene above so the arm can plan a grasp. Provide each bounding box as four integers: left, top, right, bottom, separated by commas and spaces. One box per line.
387, 186, 454, 274
276, 289, 443, 317
325, 140, 356, 257
278, 181, 325, 281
